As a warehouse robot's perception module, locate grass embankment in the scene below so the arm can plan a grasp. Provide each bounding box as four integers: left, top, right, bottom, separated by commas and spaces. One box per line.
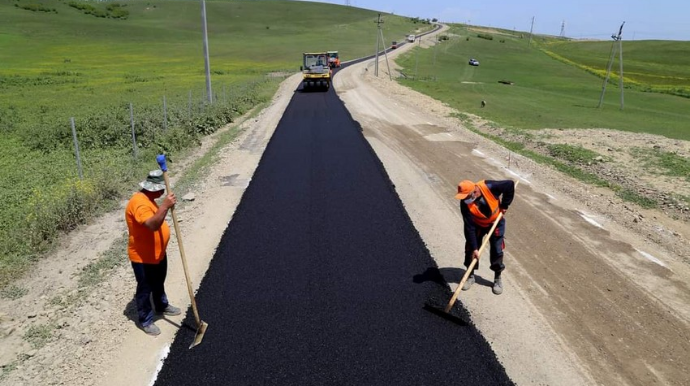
0, 0, 428, 288
396, 24, 690, 207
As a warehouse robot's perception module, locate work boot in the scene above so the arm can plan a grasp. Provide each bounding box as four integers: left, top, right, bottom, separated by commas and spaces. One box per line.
492, 277, 503, 295
143, 323, 161, 336
462, 274, 475, 291
158, 305, 181, 316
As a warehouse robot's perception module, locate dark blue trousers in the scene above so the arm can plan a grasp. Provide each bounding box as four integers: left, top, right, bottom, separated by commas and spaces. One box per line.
131, 256, 170, 327
464, 218, 506, 278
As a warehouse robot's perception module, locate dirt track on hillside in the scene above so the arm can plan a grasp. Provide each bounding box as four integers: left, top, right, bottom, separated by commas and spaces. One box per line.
1, 26, 690, 386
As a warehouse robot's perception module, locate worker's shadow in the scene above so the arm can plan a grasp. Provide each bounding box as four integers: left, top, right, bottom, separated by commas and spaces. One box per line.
123, 298, 184, 330
413, 267, 493, 288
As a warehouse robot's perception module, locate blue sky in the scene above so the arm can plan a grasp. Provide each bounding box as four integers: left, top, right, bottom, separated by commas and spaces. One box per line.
297, 0, 689, 41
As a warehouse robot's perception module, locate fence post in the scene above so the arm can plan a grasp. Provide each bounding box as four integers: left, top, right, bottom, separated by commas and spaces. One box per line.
70, 117, 83, 180
188, 90, 192, 119
163, 95, 168, 130
130, 103, 138, 159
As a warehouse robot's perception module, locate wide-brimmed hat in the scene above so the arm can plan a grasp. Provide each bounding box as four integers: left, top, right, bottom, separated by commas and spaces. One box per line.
139, 170, 166, 192
454, 180, 475, 200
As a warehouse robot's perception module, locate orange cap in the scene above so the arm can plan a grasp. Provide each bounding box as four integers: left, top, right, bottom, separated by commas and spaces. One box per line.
455, 180, 475, 200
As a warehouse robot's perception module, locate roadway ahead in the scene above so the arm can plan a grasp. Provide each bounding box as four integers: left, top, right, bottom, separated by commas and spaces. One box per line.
154, 68, 513, 384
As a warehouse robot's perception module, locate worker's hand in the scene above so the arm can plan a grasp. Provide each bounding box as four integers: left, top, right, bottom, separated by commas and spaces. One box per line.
162, 193, 177, 210
472, 250, 480, 260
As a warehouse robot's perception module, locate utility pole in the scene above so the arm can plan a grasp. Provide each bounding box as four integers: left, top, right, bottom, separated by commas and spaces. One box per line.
433, 35, 438, 81
374, 14, 382, 77
528, 16, 535, 46
201, 0, 213, 103
597, 22, 625, 110
373, 14, 392, 80
559, 20, 566, 38
414, 36, 420, 80
379, 26, 392, 80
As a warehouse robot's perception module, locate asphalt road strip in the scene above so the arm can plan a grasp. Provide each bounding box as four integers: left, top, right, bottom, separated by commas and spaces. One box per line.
152, 71, 514, 385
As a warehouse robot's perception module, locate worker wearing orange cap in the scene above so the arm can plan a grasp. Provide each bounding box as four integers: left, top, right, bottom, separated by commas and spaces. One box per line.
455, 179, 515, 295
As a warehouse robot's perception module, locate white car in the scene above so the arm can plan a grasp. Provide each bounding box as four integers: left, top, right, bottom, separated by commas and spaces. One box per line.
469, 58, 480, 66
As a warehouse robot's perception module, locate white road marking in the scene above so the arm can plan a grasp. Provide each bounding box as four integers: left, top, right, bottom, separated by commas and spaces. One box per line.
635, 249, 667, 268
472, 149, 485, 156
578, 212, 604, 229
545, 193, 557, 200
148, 344, 171, 386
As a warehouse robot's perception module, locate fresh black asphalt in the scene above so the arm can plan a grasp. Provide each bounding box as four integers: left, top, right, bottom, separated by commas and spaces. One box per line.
154, 64, 514, 384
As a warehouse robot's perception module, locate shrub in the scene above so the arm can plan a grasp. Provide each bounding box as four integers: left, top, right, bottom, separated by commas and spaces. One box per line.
477, 33, 494, 40
17, 3, 57, 13
546, 144, 601, 165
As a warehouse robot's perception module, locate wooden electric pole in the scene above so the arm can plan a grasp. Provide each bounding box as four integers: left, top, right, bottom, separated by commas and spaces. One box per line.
201, 0, 213, 103
597, 22, 625, 110
528, 16, 535, 47
374, 14, 382, 77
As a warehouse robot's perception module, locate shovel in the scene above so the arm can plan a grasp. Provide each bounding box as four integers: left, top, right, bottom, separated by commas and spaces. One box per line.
157, 154, 209, 349
424, 180, 518, 325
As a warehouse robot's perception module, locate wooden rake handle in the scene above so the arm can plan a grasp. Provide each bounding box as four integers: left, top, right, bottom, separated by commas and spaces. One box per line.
444, 180, 519, 313
157, 155, 203, 328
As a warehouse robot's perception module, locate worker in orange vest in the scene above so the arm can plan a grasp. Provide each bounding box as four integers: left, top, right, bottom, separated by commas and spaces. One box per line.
455, 179, 515, 295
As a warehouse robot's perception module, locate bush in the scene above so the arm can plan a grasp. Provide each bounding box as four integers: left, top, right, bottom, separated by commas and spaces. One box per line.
477, 33, 494, 40
68, 1, 128, 19
16, 3, 57, 13
0, 76, 283, 289
25, 178, 100, 249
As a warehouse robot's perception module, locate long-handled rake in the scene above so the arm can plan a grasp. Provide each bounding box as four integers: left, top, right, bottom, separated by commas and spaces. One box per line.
157, 154, 209, 348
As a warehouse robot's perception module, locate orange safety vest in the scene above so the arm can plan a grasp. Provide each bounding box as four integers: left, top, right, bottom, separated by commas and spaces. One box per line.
467, 180, 500, 227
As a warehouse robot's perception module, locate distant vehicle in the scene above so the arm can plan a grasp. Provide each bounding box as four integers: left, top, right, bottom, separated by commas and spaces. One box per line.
327, 50, 341, 68
391, 41, 398, 49
407, 34, 415, 43
469, 58, 480, 66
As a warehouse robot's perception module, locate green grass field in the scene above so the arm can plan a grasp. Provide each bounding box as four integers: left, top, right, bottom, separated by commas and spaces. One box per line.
0, 0, 429, 287
397, 25, 690, 140
1, 0, 426, 115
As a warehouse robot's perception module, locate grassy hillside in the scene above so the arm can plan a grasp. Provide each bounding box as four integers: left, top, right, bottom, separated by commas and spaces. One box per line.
0, 0, 428, 287
396, 25, 690, 140
544, 39, 690, 94
1, 0, 426, 115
